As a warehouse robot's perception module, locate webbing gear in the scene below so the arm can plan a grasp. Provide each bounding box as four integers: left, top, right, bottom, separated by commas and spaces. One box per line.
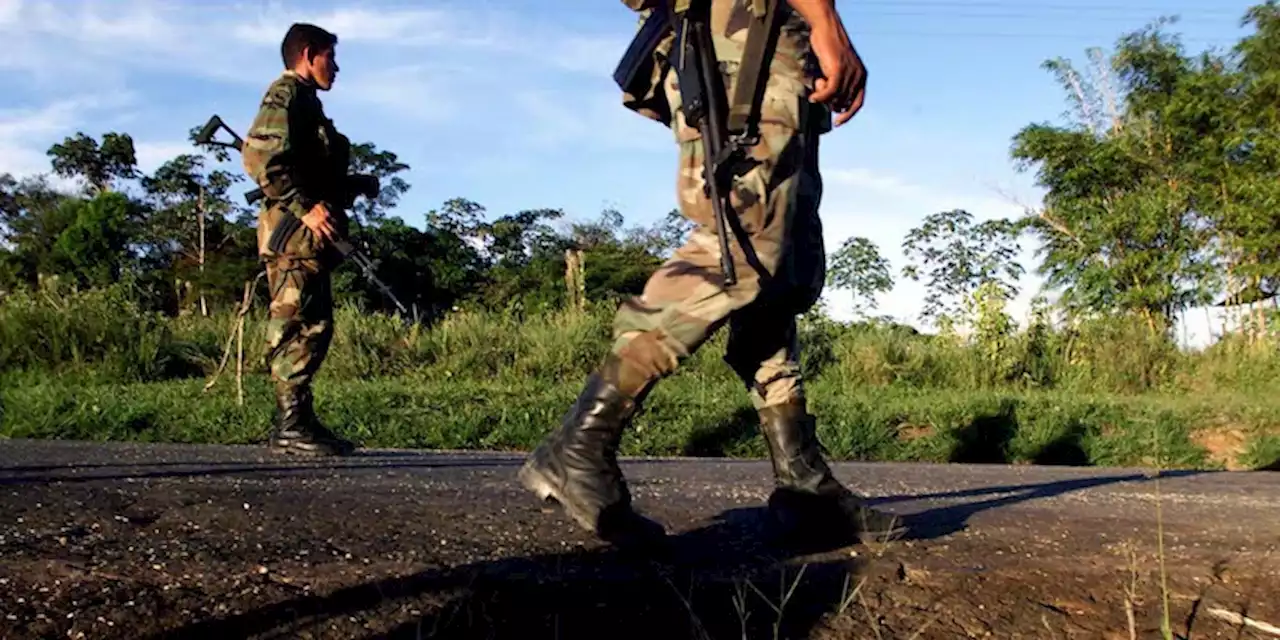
667, 0, 787, 139
728, 0, 788, 136
664, 0, 788, 286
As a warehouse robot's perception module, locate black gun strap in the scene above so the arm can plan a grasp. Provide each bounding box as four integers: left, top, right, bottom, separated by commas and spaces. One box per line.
266, 213, 303, 255
727, 0, 786, 135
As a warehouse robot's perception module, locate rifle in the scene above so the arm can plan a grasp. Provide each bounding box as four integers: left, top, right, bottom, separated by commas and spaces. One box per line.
193, 114, 414, 321
193, 115, 266, 206
614, 0, 787, 287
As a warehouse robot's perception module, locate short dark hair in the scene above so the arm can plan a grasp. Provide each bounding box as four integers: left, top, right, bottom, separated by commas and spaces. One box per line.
281, 23, 338, 68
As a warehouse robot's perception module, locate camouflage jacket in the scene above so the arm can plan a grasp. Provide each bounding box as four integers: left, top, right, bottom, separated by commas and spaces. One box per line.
242, 70, 355, 221
618, 0, 830, 136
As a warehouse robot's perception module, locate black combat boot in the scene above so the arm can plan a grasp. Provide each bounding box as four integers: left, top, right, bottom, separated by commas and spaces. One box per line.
759, 401, 904, 548
517, 358, 666, 547
269, 386, 357, 456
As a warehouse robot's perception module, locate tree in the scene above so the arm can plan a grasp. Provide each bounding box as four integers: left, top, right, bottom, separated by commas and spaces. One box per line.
426, 197, 489, 240
140, 153, 254, 314
0, 173, 79, 285
826, 236, 892, 317
338, 217, 440, 317
1193, 3, 1280, 338
47, 192, 142, 288
569, 208, 625, 250
901, 209, 1025, 326
46, 132, 139, 195
1009, 19, 1222, 333
623, 208, 694, 258
480, 208, 566, 269
346, 142, 411, 226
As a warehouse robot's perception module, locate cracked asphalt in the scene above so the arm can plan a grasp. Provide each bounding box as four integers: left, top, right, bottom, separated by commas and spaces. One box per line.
0, 438, 1277, 639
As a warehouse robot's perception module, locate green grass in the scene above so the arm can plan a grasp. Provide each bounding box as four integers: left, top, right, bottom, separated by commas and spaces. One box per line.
3, 374, 1274, 469
2, 281, 1279, 470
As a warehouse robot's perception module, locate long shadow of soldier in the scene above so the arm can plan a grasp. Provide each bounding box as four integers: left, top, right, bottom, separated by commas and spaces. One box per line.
142, 505, 880, 640
140, 464, 1185, 640
137, 403, 1200, 640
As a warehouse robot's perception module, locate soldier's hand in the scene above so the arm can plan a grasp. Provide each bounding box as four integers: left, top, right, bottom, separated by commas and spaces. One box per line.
807, 19, 867, 127
302, 202, 337, 242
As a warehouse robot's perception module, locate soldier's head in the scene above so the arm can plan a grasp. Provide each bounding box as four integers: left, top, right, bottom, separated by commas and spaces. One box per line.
281, 23, 339, 91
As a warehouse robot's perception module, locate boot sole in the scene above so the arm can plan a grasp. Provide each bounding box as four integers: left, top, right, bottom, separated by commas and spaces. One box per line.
517, 460, 601, 535
518, 459, 669, 549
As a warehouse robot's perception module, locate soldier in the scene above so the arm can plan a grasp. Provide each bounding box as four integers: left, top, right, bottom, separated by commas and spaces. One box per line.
518, 0, 904, 548
242, 23, 377, 456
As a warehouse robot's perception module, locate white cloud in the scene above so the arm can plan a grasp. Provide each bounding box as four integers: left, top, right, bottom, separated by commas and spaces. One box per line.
547, 35, 632, 76
0, 1, 267, 88
826, 167, 1029, 222
134, 141, 196, 174
0, 0, 21, 26
0, 93, 137, 178
3, 1, 190, 56
512, 87, 670, 152
331, 63, 471, 122
230, 6, 476, 48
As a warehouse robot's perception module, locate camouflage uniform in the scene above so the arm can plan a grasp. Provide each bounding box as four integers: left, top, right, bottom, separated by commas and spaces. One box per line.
242, 69, 364, 456
519, 0, 901, 547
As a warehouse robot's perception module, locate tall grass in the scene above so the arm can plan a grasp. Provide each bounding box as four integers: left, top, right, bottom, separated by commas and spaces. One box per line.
2, 280, 1279, 469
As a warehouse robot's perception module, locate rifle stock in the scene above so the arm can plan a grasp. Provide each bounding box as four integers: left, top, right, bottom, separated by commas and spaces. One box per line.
194, 114, 414, 323
193, 115, 264, 205
193, 115, 244, 152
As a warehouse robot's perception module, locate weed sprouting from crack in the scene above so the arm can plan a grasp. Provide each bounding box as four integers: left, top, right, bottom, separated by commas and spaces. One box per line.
661, 573, 712, 640
858, 588, 885, 640
837, 571, 868, 617
1122, 543, 1141, 640
742, 563, 809, 640
1152, 422, 1174, 640
730, 579, 751, 640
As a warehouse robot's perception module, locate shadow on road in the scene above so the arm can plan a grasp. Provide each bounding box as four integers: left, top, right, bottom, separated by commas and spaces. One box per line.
873, 471, 1203, 540
2, 436, 1216, 639
141, 507, 871, 640
129, 466, 1190, 639
0, 453, 524, 486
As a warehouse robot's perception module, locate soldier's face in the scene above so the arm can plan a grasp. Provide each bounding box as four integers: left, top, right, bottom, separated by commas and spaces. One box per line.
306, 46, 339, 91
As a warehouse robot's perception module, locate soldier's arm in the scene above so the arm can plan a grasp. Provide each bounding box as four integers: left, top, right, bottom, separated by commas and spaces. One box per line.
241, 81, 317, 220
784, 0, 843, 36
785, 0, 866, 122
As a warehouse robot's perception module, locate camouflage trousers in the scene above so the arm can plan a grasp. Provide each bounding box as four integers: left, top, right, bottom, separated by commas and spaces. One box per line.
257, 204, 336, 396
262, 255, 334, 395
610, 114, 826, 409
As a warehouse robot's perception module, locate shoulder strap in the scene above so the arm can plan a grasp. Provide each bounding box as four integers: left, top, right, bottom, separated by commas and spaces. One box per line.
727, 0, 787, 136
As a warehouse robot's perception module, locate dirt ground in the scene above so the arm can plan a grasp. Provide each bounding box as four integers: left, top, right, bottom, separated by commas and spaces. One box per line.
0, 439, 1276, 639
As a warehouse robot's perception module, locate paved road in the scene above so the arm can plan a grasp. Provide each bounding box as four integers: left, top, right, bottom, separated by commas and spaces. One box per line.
0, 439, 1277, 639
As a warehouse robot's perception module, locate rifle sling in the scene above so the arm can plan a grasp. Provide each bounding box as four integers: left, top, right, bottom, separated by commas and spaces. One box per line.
266, 212, 303, 255
727, 0, 786, 136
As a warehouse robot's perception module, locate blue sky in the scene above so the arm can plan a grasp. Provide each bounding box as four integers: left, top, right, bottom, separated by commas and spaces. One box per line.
0, 0, 1257, 343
